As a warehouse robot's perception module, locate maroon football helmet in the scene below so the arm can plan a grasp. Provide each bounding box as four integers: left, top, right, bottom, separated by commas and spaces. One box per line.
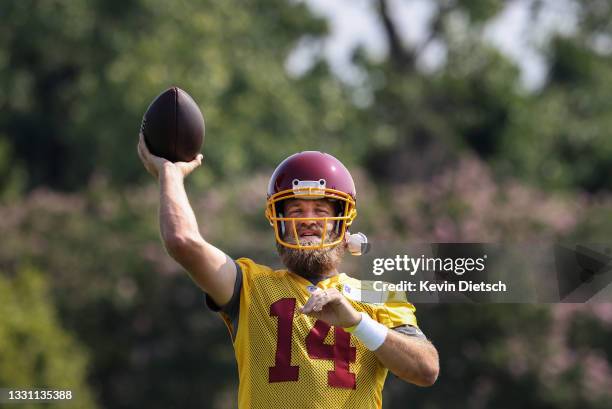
265, 151, 357, 249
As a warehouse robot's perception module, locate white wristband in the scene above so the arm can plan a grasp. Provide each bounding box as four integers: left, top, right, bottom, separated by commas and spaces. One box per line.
347, 312, 388, 351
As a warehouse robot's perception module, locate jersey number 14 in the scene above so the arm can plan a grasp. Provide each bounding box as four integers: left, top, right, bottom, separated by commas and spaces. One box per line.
269, 298, 357, 389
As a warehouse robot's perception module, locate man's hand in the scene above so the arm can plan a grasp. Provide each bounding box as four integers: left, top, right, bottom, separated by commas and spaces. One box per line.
300, 288, 361, 328
137, 132, 203, 180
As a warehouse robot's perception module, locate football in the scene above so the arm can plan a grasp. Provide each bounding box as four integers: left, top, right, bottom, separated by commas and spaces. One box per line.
141, 87, 205, 162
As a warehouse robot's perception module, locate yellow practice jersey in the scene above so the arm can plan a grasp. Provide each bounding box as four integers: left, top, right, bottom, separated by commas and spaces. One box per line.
212, 258, 420, 409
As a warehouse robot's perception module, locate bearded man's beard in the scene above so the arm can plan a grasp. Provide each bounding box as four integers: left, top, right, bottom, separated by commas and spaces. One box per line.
276, 234, 345, 280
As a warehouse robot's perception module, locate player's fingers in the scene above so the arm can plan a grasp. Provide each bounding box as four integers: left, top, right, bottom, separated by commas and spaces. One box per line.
137, 135, 146, 159
137, 134, 147, 159
311, 290, 333, 312
301, 289, 323, 313
190, 154, 204, 169
137, 140, 145, 162
326, 288, 340, 297
137, 140, 154, 174
137, 135, 157, 169
139, 152, 161, 179
136, 139, 151, 165
307, 299, 321, 313
313, 289, 343, 311
138, 132, 150, 155
301, 296, 317, 313
178, 154, 203, 175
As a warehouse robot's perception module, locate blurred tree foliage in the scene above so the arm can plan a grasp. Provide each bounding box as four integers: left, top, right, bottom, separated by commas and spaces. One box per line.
386, 304, 612, 409
1, 0, 612, 408
2, 0, 611, 194
2, 0, 612, 194
358, 0, 612, 193
0, 182, 255, 409
0, 267, 97, 409
0, 0, 363, 192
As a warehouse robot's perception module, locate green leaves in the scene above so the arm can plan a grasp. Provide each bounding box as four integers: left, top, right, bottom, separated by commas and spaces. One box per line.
0, 267, 97, 409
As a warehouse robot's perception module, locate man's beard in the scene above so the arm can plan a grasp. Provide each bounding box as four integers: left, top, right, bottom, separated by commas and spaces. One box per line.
277, 233, 345, 280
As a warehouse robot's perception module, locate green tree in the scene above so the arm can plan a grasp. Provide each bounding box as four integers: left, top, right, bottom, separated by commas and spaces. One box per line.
346, 0, 612, 192
0, 0, 365, 193
0, 267, 97, 409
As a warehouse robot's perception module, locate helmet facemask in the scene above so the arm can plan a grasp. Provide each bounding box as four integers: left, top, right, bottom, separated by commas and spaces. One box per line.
265, 181, 357, 250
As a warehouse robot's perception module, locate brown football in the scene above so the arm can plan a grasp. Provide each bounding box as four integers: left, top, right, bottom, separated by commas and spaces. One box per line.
141, 87, 205, 162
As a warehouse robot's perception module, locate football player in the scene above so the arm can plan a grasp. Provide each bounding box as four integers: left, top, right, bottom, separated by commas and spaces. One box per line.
138, 135, 439, 409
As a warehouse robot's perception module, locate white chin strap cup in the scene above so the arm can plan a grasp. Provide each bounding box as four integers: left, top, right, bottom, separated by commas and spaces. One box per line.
346, 232, 370, 256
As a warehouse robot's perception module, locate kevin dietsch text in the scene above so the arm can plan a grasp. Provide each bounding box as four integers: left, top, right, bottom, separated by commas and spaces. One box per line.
373, 280, 507, 293
371, 254, 507, 293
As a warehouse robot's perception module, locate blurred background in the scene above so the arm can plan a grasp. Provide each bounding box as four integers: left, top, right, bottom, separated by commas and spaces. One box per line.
1, 0, 612, 408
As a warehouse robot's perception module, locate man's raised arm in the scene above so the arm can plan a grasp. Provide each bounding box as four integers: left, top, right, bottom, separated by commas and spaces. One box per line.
137, 133, 237, 307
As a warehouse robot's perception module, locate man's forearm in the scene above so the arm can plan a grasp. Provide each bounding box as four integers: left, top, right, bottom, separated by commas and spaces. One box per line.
138, 134, 236, 304
374, 330, 439, 386
158, 164, 201, 244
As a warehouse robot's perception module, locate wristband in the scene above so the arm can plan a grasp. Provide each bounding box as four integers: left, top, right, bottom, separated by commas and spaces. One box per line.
345, 312, 388, 351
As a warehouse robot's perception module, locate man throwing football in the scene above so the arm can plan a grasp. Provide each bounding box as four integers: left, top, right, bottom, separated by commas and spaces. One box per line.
138, 134, 439, 409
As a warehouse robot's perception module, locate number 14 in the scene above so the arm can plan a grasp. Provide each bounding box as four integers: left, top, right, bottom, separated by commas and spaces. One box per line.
269, 298, 357, 389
